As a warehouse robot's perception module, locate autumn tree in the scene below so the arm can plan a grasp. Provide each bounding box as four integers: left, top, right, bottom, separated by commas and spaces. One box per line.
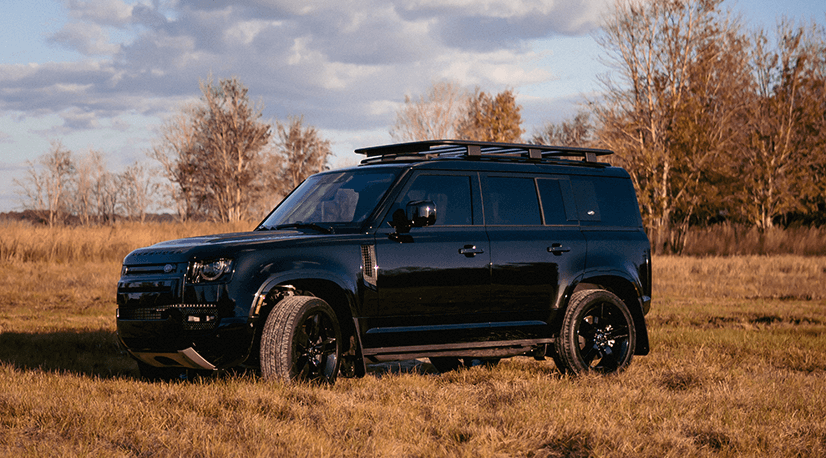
264, 116, 332, 210
151, 77, 271, 222
734, 22, 825, 230
390, 81, 468, 141
594, 0, 750, 253
797, 25, 826, 223
531, 111, 595, 147
456, 88, 524, 142
193, 77, 271, 222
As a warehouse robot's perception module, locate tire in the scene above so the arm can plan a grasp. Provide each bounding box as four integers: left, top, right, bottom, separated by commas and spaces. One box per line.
260, 295, 342, 383
429, 356, 500, 373
554, 289, 636, 375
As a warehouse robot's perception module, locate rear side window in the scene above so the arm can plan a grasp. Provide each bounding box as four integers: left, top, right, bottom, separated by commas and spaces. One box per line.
571, 176, 642, 227
484, 176, 541, 225
536, 179, 571, 225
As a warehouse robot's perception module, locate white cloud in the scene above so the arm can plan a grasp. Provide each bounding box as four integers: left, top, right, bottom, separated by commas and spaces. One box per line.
0, 0, 616, 212
67, 0, 134, 26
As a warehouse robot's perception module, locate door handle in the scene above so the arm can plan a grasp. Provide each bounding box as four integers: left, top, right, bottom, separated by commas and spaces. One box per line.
459, 245, 485, 257
548, 244, 571, 255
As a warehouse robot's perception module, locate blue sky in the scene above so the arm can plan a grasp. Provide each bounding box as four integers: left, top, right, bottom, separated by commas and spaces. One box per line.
1, 0, 824, 213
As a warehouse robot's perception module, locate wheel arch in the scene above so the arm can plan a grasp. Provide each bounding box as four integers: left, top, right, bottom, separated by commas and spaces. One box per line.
253, 271, 358, 354
568, 273, 650, 355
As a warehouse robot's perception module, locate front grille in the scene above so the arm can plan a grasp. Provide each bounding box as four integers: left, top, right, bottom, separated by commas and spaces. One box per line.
118, 304, 220, 331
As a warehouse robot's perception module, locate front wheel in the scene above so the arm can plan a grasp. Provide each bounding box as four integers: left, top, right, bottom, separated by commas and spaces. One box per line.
260, 295, 342, 383
554, 289, 635, 375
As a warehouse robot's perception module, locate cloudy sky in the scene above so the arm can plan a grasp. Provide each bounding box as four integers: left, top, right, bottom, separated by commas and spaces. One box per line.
1, 0, 824, 213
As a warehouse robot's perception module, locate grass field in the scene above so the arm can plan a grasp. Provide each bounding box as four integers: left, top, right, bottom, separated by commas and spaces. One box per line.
0, 223, 825, 456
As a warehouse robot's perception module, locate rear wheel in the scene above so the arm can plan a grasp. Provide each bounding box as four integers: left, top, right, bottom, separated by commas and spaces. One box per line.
260, 295, 342, 383
554, 289, 635, 375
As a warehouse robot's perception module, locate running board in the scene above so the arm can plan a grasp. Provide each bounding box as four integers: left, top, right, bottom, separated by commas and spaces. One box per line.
362, 338, 554, 362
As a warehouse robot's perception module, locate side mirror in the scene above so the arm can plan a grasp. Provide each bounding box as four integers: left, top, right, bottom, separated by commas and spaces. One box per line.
406, 200, 437, 228
389, 201, 437, 240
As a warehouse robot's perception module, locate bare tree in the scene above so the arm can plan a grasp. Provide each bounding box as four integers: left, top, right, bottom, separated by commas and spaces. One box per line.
150, 105, 203, 221
118, 162, 157, 223
68, 149, 112, 225
390, 81, 469, 141
14, 141, 75, 226
456, 88, 524, 142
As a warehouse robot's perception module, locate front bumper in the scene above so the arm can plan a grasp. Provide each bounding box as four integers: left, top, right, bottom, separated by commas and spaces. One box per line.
117, 314, 255, 369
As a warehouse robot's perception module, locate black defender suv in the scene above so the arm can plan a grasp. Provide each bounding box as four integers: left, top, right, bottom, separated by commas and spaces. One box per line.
117, 140, 652, 382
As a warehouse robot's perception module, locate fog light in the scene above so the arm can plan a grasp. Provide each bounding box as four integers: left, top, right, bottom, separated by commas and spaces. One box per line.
187, 315, 215, 323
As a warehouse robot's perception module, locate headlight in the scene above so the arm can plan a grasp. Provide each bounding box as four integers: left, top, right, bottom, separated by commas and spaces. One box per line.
189, 258, 233, 283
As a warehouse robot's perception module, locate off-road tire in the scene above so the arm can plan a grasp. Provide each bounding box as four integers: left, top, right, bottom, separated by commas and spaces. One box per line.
260, 295, 342, 383
554, 289, 635, 375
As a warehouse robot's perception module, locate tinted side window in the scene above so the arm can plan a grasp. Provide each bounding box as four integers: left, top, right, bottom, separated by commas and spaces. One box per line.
537, 179, 570, 225
571, 176, 642, 227
400, 174, 473, 226
484, 176, 541, 225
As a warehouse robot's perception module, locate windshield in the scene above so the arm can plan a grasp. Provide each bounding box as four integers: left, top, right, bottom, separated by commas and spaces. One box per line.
258, 169, 400, 232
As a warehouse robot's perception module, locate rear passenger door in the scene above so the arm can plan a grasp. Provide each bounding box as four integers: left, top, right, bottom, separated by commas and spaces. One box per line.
482, 174, 586, 339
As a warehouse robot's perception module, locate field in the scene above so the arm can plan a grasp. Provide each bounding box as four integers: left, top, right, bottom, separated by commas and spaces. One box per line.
0, 222, 825, 457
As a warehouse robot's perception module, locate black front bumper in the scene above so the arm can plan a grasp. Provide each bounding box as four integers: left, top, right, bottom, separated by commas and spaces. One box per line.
117, 266, 255, 370
117, 314, 255, 370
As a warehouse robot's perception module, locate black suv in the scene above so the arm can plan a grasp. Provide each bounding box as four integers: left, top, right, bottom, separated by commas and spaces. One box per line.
117, 140, 652, 382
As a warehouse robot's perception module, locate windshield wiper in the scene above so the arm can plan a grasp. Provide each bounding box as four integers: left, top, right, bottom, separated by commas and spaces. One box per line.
275, 222, 334, 234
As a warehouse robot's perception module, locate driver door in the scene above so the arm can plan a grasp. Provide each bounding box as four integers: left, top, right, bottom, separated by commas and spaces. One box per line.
361, 171, 491, 350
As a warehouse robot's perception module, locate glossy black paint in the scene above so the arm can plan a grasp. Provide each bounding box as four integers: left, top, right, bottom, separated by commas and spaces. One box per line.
116, 147, 653, 373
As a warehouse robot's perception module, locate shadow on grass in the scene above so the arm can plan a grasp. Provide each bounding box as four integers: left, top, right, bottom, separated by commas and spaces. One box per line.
0, 330, 500, 381
0, 329, 137, 379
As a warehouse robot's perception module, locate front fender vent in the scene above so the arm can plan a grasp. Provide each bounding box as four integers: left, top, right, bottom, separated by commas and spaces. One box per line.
361, 244, 378, 288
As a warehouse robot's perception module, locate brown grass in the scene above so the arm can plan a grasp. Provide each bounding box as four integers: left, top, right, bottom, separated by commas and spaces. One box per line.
0, 220, 253, 263
680, 224, 826, 256
0, 224, 825, 457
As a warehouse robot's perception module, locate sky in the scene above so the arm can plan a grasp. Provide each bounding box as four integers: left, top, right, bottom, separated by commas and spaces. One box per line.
1, 0, 825, 213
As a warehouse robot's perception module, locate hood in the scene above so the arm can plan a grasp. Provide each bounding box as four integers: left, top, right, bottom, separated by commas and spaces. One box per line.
123, 230, 308, 264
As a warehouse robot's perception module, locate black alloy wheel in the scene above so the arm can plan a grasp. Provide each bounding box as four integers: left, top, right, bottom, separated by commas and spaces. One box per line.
261, 295, 342, 383
555, 289, 635, 374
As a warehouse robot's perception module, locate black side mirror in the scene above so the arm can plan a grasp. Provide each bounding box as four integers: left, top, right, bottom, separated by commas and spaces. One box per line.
406, 200, 437, 227
389, 200, 437, 241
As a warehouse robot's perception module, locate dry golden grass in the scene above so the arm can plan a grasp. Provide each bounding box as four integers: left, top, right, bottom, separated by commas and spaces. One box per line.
680, 224, 826, 256
0, 224, 825, 457
0, 220, 253, 263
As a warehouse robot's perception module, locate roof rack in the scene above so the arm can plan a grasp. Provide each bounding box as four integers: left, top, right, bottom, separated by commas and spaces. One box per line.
355, 140, 613, 164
